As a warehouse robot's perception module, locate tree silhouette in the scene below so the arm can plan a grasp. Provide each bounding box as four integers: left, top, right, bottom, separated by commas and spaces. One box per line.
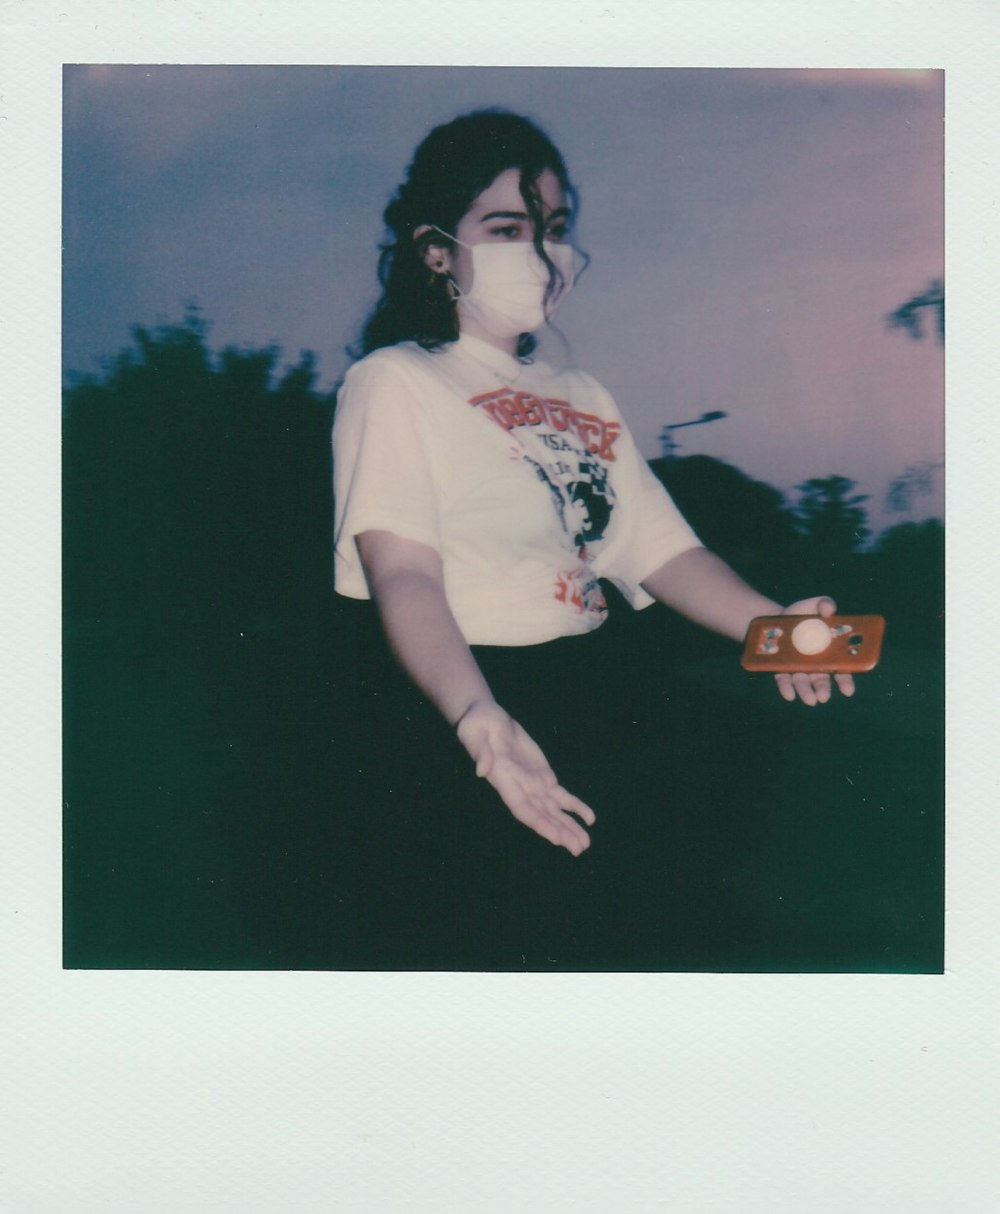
883, 280, 943, 520
885, 279, 944, 345
63, 310, 336, 634
885, 458, 944, 514
793, 475, 870, 556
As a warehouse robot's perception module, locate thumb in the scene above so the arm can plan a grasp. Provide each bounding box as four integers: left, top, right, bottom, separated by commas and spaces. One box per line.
474, 740, 495, 779
788, 595, 838, 616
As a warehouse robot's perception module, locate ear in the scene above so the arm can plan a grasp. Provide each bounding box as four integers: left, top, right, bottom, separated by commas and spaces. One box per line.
413, 224, 452, 275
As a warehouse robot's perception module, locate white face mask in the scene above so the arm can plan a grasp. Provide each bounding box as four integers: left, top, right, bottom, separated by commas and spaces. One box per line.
432, 227, 578, 340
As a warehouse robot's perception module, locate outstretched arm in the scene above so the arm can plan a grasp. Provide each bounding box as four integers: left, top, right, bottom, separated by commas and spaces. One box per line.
641, 546, 855, 705
356, 529, 596, 854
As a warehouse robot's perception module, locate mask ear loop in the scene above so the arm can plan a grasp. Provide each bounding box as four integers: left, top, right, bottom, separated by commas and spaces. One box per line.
423, 225, 467, 300
419, 226, 464, 300
427, 224, 474, 250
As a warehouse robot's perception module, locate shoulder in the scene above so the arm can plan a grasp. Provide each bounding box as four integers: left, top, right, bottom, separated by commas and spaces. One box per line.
341, 342, 428, 389
344, 341, 462, 394
337, 343, 436, 413
333, 343, 452, 446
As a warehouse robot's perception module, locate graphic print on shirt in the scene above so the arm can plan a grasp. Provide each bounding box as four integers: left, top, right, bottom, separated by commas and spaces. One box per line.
521, 452, 614, 549
467, 386, 622, 462
519, 452, 610, 617
469, 385, 617, 618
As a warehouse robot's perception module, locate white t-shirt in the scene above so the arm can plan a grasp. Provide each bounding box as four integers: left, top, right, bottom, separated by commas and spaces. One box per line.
333, 333, 702, 646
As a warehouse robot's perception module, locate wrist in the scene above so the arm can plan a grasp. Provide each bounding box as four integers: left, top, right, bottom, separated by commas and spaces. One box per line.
450, 695, 498, 731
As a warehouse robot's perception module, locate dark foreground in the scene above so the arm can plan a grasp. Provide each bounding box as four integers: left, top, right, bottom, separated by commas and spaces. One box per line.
63, 603, 943, 973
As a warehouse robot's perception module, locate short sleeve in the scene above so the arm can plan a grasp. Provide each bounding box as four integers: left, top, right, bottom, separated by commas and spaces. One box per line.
584, 377, 703, 609
332, 352, 443, 599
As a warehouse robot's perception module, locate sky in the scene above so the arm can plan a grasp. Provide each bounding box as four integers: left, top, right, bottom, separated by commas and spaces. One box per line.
63, 65, 944, 535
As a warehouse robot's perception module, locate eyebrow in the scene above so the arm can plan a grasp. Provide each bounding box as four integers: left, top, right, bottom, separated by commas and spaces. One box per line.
479, 207, 571, 223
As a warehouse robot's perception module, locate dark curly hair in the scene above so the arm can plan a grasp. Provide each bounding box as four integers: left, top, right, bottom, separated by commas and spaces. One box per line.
355, 109, 579, 361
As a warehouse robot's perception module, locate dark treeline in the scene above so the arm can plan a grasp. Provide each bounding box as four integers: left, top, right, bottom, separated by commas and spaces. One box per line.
64, 314, 943, 650
64, 312, 336, 634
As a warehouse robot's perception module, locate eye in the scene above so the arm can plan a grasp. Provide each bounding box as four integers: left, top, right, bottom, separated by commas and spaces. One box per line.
489, 224, 523, 239
545, 223, 568, 242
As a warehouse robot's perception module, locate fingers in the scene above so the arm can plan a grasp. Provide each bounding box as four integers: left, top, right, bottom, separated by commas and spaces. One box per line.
532, 796, 593, 856
790, 672, 819, 706
555, 786, 597, 827
526, 812, 579, 853
774, 672, 796, 703
537, 789, 596, 856
487, 764, 596, 855
834, 672, 856, 697
775, 670, 854, 705
505, 789, 593, 855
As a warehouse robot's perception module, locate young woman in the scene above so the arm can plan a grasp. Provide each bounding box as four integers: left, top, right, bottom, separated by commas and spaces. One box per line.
331, 110, 854, 966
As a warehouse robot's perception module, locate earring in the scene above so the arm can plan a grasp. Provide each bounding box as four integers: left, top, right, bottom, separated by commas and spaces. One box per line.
425, 267, 448, 306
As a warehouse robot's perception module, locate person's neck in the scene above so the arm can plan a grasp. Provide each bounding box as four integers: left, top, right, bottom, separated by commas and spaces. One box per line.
457, 317, 520, 359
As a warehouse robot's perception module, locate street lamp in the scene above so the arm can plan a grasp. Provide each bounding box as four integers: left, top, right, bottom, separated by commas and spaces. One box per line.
658, 410, 728, 459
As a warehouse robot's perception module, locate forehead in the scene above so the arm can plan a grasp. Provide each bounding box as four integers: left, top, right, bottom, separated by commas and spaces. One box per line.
465, 167, 566, 218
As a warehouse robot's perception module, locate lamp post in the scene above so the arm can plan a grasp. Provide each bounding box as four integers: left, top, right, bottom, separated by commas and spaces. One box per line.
658, 410, 728, 459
